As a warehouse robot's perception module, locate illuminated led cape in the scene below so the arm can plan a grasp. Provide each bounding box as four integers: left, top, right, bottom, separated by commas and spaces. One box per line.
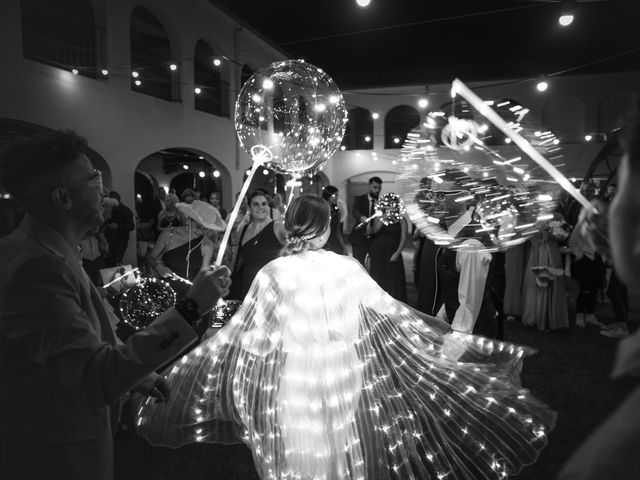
138, 250, 556, 480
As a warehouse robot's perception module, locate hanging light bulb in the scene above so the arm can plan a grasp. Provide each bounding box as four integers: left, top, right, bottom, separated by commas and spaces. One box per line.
558, 1, 574, 27
194, 87, 202, 94
372, 112, 380, 120
132, 71, 139, 78
101, 68, 109, 76
213, 58, 222, 67
212, 170, 220, 178
169, 63, 178, 71
418, 98, 429, 108
198, 171, 205, 178
356, 0, 371, 6
536, 79, 549, 92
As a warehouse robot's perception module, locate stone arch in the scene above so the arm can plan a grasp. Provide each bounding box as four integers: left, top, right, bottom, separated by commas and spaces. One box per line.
384, 105, 420, 149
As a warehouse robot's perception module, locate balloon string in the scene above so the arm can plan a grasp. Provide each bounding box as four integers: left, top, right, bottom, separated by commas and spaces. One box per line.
451, 79, 594, 213
286, 183, 297, 210
215, 160, 263, 266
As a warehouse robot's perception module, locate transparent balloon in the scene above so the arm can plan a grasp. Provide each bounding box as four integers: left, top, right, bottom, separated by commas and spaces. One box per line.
397, 97, 564, 251
119, 278, 176, 331
209, 300, 242, 329
234, 59, 347, 175
376, 192, 407, 226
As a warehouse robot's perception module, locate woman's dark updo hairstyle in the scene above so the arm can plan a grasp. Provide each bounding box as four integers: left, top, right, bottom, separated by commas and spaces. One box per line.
282, 195, 330, 256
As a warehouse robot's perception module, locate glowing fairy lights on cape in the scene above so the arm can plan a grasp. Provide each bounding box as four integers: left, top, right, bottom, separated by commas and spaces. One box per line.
137, 250, 556, 479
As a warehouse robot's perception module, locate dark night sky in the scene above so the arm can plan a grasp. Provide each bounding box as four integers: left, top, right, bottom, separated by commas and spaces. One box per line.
211, 0, 640, 88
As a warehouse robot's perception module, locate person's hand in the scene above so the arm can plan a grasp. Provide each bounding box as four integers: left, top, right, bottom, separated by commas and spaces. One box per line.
155, 264, 172, 278
132, 375, 170, 403
390, 252, 400, 262
201, 236, 216, 259
186, 265, 231, 315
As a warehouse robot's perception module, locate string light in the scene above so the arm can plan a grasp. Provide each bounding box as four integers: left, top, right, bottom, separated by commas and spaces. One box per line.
212, 58, 222, 67
198, 171, 205, 178
372, 112, 379, 120
194, 87, 202, 94
101, 68, 109, 76
71, 68, 79, 75
131, 71, 139, 78
134, 79, 142, 86
418, 98, 429, 108
212, 170, 220, 178
169, 63, 178, 71
536, 79, 549, 92
558, 1, 574, 27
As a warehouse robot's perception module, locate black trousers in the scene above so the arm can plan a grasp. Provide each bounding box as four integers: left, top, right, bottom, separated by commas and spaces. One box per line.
572, 255, 606, 314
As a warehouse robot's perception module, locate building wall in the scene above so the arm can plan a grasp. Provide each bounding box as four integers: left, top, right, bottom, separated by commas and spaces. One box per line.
0, 0, 286, 263
2, 0, 639, 260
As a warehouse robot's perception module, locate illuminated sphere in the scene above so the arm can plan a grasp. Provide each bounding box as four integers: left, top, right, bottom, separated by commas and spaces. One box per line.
376, 192, 407, 226
209, 300, 242, 328
234, 59, 347, 175
397, 99, 563, 251
119, 278, 176, 330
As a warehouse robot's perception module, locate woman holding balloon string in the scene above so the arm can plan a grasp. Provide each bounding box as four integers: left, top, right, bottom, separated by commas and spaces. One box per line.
138, 194, 555, 480
228, 190, 286, 301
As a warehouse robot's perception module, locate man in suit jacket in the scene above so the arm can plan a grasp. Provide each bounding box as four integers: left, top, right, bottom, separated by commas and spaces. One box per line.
0, 130, 231, 480
350, 176, 382, 266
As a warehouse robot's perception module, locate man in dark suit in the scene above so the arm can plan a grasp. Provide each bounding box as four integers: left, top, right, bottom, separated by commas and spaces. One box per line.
0, 130, 231, 480
349, 176, 382, 266
103, 190, 134, 266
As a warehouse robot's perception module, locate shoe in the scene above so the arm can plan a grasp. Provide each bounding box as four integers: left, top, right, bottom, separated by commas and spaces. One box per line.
575, 313, 585, 328
601, 326, 629, 339
602, 322, 625, 331
585, 314, 604, 327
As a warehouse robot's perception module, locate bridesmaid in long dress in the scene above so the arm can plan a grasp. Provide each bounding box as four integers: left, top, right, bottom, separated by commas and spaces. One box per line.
369, 194, 407, 302
522, 218, 569, 331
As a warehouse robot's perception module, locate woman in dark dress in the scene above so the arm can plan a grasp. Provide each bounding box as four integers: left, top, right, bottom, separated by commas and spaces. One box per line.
321, 185, 347, 255
229, 191, 286, 301
369, 193, 407, 302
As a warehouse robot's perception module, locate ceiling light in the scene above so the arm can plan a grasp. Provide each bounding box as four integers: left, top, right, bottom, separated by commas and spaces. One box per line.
101, 69, 109, 76
418, 98, 429, 108
585, 134, 593, 142
212, 170, 220, 178
536, 79, 549, 92
71, 68, 79, 75
356, 0, 371, 6
132, 71, 139, 78
559, 2, 574, 27
182, 164, 189, 170
372, 112, 379, 120
194, 87, 202, 94
169, 63, 178, 71
198, 171, 205, 178
213, 58, 222, 67
134, 80, 142, 86
365, 136, 371, 142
